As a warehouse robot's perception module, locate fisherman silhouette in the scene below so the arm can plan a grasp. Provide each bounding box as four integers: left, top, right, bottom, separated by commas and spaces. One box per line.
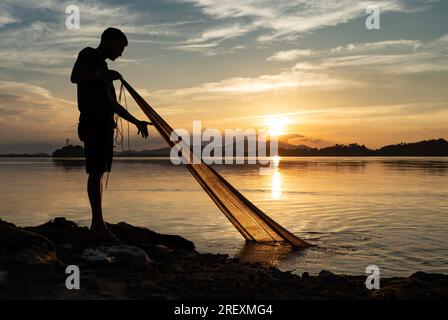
70, 27, 152, 240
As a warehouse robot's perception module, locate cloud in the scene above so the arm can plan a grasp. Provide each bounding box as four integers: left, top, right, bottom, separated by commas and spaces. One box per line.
266, 36, 448, 76
278, 133, 331, 147
321, 52, 448, 74
0, 1, 192, 74
281, 133, 304, 139
267, 39, 421, 63
171, 23, 253, 56
179, 0, 428, 43
172, 41, 220, 51
267, 49, 315, 61
0, 47, 74, 75
0, 80, 77, 144
329, 40, 421, 54
0, 12, 18, 26
1, 1, 446, 152
171, 0, 435, 55
186, 23, 252, 43
148, 64, 356, 102
417, 32, 448, 54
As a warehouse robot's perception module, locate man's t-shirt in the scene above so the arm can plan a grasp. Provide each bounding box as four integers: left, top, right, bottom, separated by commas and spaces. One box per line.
73, 47, 116, 132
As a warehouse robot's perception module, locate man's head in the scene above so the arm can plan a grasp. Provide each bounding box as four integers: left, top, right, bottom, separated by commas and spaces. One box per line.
99, 27, 128, 61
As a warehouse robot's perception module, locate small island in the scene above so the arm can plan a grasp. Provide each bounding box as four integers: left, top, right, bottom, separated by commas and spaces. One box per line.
52, 144, 85, 157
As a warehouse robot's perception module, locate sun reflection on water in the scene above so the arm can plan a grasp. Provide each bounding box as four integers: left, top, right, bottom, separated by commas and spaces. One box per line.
271, 156, 282, 200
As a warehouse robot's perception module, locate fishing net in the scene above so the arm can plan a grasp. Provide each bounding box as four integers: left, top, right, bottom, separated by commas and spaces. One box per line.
120, 79, 310, 248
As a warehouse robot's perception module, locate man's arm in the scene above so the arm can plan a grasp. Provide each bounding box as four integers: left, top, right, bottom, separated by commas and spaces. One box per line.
113, 103, 138, 125
113, 103, 152, 138
109, 81, 152, 139
107, 83, 137, 124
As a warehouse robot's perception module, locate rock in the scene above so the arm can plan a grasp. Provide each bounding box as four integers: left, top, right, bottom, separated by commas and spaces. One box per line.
1, 217, 447, 300
108, 222, 195, 251
62, 243, 73, 249
81, 245, 152, 265
0, 271, 7, 283
370, 272, 448, 300
81, 248, 113, 264
106, 245, 152, 264
26, 217, 102, 251
318, 270, 337, 279
13, 247, 57, 265
155, 244, 172, 253
0, 219, 57, 265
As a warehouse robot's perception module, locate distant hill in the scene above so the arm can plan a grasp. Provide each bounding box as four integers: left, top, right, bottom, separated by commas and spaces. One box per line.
278, 139, 448, 156
116, 147, 171, 157
51, 145, 171, 157
0, 152, 50, 158
375, 138, 448, 156
2, 138, 447, 158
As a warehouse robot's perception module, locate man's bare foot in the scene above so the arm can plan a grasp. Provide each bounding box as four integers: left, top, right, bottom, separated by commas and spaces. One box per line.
90, 223, 120, 242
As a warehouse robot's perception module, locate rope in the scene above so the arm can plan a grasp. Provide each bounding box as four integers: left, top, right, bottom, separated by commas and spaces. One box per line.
115, 84, 131, 152
106, 83, 131, 190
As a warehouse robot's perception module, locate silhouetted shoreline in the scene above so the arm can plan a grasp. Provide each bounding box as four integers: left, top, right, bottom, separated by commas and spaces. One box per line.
1, 138, 447, 158
279, 138, 448, 157
1, 218, 447, 299
0, 153, 51, 158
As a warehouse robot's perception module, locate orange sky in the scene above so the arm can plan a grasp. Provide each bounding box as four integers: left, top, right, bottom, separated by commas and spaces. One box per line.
0, 0, 447, 153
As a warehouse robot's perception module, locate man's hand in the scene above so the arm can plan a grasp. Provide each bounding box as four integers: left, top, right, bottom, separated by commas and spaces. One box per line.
135, 120, 153, 139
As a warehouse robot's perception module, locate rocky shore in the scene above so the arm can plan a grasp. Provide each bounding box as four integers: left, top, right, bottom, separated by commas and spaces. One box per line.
0, 218, 447, 300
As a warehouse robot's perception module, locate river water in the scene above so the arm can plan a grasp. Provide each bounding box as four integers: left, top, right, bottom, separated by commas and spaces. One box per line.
1, 157, 447, 277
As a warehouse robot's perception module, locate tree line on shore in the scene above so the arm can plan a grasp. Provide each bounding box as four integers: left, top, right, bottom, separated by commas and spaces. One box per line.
1, 138, 447, 158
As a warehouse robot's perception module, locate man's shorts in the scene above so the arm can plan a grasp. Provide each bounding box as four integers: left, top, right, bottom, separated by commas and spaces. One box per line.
78, 122, 114, 174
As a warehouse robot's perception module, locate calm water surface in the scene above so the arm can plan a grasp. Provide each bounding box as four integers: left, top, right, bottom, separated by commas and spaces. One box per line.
1, 157, 447, 277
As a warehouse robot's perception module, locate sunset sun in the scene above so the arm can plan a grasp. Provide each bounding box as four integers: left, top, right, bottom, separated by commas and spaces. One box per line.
267, 117, 289, 136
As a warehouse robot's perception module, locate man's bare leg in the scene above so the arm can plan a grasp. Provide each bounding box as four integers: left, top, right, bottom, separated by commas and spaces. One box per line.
88, 172, 118, 240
